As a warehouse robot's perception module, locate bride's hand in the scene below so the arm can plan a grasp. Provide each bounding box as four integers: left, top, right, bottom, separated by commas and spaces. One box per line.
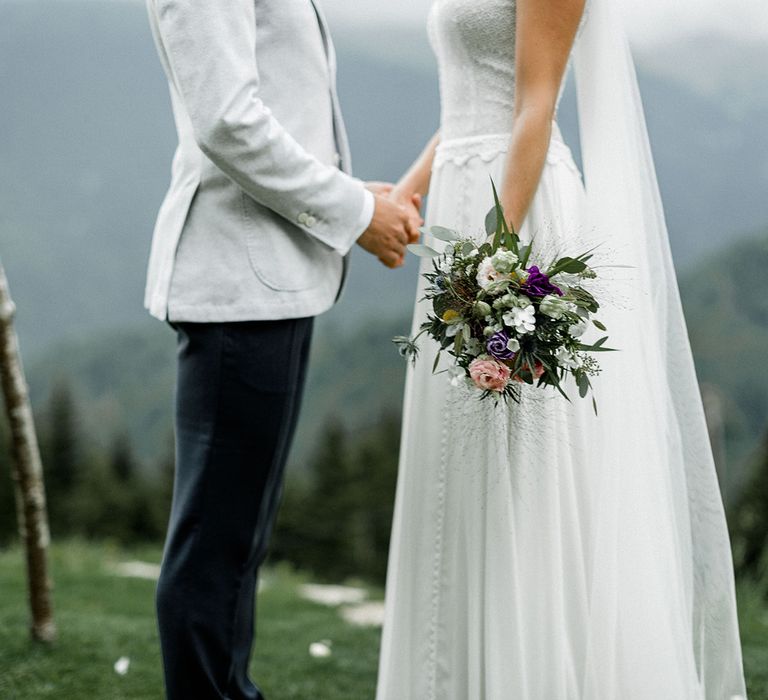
365, 181, 395, 197
390, 186, 423, 245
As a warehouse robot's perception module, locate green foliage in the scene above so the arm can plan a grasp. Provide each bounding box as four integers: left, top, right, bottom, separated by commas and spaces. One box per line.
274, 414, 401, 584
0, 381, 173, 547
731, 428, 768, 582
738, 578, 768, 699
0, 424, 18, 545
39, 381, 80, 530
680, 230, 768, 468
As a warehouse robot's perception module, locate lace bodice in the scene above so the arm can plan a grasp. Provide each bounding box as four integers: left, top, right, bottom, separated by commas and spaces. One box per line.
428, 0, 578, 141
428, 0, 517, 141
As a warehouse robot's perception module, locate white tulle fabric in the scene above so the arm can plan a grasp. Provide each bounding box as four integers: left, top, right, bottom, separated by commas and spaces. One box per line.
376, 1, 747, 699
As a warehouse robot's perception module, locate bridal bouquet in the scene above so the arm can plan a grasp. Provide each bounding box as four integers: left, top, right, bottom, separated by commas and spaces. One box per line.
394, 184, 614, 408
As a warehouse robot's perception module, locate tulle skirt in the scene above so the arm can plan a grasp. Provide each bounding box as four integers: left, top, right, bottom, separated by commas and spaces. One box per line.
375, 127, 745, 700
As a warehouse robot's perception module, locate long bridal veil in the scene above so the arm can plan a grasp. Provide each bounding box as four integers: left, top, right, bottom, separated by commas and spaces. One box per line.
572, 0, 746, 696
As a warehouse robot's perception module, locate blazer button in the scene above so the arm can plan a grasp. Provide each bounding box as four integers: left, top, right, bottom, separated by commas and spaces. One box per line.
306, 216, 317, 228
297, 212, 310, 225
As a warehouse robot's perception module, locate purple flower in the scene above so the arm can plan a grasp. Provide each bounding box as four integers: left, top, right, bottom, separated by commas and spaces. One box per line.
486, 331, 517, 360
523, 266, 563, 297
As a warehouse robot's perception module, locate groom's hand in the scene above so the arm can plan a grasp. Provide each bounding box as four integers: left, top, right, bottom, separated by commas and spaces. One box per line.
357, 195, 418, 269
367, 180, 423, 245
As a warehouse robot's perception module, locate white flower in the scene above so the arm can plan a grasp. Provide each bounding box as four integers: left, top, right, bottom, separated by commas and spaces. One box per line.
445, 321, 466, 338
438, 256, 453, 274
490, 249, 519, 273
503, 305, 536, 334
555, 346, 581, 370
506, 337, 521, 353
114, 657, 131, 676
448, 365, 468, 387
465, 337, 483, 356
539, 294, 569, 320
476, 257, 511, 289
568, 309, 589, 338
569, 319, 588, 337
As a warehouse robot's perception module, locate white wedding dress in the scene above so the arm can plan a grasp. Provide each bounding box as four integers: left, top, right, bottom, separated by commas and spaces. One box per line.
376, 1, 747, 699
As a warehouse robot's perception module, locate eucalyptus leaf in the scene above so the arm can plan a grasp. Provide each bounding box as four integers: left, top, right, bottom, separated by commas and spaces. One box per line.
453, 330, 464, 355
408, 243, 440, 258
484, 206, 498, 237
430, 226, 460, 242
592, 319, 607, 331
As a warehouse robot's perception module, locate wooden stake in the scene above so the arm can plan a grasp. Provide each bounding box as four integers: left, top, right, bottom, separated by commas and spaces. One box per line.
0, 260, 56, 643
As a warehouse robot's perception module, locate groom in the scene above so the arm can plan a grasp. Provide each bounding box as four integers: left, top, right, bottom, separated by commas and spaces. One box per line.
144, 0, 421, 697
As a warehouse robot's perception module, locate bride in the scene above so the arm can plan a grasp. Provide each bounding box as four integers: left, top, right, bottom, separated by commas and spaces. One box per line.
376, 0, 748, 698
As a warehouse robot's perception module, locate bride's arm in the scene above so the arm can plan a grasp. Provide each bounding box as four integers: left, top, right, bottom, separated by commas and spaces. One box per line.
391, 131, 441, 203
500, 0, 585, 232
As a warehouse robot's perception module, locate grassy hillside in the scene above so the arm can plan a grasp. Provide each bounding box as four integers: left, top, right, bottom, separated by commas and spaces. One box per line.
0, 541, 766, 698
0, 542, 383, 699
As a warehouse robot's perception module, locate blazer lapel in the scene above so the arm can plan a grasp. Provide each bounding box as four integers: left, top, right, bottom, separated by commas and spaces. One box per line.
308, 0, 353, 174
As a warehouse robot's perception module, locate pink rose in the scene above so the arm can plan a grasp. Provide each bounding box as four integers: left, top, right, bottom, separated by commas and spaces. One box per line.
468, 358, 511, 392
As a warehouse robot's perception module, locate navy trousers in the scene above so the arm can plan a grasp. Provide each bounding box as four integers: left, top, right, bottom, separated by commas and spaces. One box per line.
156, 318, 313, 700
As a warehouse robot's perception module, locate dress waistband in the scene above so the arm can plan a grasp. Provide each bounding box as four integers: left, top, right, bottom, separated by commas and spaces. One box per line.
434, 123, 578, 174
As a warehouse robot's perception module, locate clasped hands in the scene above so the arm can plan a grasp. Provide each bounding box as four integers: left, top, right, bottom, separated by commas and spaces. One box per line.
357, 182, 423, 269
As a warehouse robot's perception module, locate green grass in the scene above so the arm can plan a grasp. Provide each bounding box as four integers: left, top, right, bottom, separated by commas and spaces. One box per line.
1, 541, 767, 699
738, 579, 768, 699
0, 542, 381, 700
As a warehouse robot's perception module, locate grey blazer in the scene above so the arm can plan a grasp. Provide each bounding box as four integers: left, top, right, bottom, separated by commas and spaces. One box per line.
144, 0, 371, 322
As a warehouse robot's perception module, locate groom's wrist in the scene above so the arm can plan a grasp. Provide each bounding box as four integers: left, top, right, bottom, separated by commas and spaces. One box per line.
354, 188, 376, 239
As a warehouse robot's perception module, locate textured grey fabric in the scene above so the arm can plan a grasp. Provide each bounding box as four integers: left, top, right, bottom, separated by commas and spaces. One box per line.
145, 0, 371, 322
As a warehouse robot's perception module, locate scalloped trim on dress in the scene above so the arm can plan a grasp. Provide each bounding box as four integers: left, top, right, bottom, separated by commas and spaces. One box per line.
433, 130, 580, 176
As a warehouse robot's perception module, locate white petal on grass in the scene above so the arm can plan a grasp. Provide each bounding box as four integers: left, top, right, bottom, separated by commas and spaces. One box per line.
299, 583, 367, 607
340, 602, 386, 628
309, 641, 333, 658
111, 561, 161, 581
114, 657, 131, 676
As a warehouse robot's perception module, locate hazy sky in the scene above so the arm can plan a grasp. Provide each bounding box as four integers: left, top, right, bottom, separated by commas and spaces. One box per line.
321, 0, 768, 46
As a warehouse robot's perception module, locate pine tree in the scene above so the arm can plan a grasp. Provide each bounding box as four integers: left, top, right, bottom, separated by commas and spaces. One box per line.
350, 412, 401, 582
732, 426, 768, 583
109, 431, 136, 483
293, 420, 355, 580
43, 382, 79, 489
